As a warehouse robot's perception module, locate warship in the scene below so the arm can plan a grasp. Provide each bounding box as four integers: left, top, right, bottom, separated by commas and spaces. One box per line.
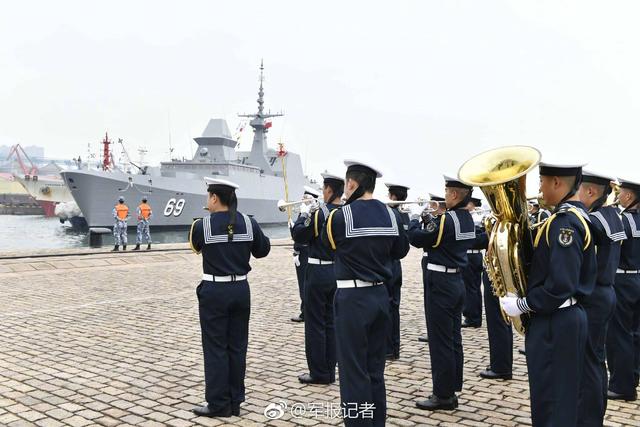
60, 62, 309, 228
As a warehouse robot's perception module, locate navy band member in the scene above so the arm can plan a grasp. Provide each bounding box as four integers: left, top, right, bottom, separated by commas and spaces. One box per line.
292, 172, 344, 384
409, 176, 476, 410
576, 171, 624, 425
291, 186, 321, 322
528, 201, 551, 225
190, 178, 271, 418
384, 182, 411, 360
322, 160, 409, 426
462, 197, 484, 328
417, 194, 446, 344
500, 162, 596, 426
606, 177, 640, 401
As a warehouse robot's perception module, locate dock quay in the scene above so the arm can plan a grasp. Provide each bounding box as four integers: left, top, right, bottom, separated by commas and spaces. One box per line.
0, 245, 638, 426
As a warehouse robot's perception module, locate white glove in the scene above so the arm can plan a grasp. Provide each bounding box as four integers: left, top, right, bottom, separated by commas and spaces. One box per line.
288, 218, 295, 229
499, 292, 531, 316
293, 254, 301, 267
299, 199, 320, 216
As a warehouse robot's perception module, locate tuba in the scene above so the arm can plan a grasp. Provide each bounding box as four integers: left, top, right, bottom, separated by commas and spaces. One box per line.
458, 145, 541, 335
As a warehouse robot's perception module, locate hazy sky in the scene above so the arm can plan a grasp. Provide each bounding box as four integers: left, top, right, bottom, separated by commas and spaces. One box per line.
1, 0, 639, 198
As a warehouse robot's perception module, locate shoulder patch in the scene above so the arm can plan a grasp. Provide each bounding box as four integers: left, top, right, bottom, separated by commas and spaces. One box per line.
558, 227, 575, 247
425, 221, 437, 232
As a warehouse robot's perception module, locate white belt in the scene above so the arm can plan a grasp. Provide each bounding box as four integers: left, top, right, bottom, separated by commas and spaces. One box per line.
467, 250, 482, 254
617, 268, 640, 274
202, 274, 247, 282
308, 257, 334, 265
426, 263, 460, 274
558, 297, 577, 309
336, 279, 383, 289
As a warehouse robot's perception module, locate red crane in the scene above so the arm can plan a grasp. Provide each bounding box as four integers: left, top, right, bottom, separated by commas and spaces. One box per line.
6, 144, 38, 176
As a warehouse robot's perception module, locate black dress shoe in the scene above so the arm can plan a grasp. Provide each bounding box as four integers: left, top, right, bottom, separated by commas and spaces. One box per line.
298, 373, 333, 384
418, 334, 429, 343
192, 404, 232, 417
461, 321, 481, 328
607, 390, 637, 401
291, 314, 304, 323
479, 368, 512, 380
415, 395, 458, 411
518, 348, 526, 355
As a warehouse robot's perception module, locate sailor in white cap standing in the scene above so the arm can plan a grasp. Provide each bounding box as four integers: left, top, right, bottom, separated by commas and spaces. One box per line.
290, 185, 322, 323
384, 182, 411, 360
322, 160, 409, 426
292, 172, 344, 384
190, 177, 271, 418
606, 177, 640, 402
500, 162, 596, 426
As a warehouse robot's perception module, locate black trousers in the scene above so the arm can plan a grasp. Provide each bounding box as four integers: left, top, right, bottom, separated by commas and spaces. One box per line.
482, 272, 513, 374
304, 264, 337, 382
578, 285, 616, 427
421, 255, 430, 335
295, 246, 309, 316
426, 271, 464, 398
526, 305, 587, 427
385, 260, 402, 357
197, 280, 250, 411
462, 253, 484, 326
607, 273, 640, 396
334, 285, 389, 427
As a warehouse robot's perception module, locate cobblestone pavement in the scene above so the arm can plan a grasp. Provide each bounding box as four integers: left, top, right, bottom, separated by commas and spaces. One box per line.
0, 245, 639, 427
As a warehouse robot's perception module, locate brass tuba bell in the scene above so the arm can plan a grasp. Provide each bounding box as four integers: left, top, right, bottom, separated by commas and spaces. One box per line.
458, 145, 541, 335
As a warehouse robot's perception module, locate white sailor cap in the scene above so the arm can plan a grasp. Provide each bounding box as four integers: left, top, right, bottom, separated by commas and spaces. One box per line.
385, 182, 410, 190
443, 175, 473, 190
321, 172, 345, 183
204, 177, 240, 189
344, 159, 383, 178
619, 178, 640, 193
538, 162, 586, 177
304, 185, 321, 197
581, 170, 616, 187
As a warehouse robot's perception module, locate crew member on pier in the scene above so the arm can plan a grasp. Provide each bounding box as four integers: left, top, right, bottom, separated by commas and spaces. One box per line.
322, 160, 409, 426
134, 197, 152, 251
190, 177, 271, 418
292, 172, 344, 384
112, 196, 129, 251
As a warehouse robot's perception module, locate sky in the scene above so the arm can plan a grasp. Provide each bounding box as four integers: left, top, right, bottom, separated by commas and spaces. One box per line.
1, 0, 639, 198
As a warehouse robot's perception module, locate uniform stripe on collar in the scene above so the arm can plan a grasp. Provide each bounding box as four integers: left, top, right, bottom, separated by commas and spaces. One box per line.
447, 210, 475, 241
343, 204, 399, 238
203, 213, 253, 244
590, 211, 627, 242
623, 212, 640, 238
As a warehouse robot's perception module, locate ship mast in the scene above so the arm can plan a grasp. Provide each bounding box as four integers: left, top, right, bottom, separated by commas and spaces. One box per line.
238, 59, 283, 173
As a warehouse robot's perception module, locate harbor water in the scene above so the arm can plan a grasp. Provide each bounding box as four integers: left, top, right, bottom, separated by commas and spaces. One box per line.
0, 215, 290, 252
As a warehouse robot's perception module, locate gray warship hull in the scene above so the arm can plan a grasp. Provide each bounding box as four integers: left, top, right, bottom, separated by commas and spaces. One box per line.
61, 165, 305, 228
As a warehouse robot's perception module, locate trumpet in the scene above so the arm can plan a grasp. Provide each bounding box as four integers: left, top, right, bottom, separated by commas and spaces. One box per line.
384, 198, 441, 208
277, 198, 317, 212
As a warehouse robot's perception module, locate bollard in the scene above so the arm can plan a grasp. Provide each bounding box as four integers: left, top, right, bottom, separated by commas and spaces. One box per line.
89, 227, 112, 248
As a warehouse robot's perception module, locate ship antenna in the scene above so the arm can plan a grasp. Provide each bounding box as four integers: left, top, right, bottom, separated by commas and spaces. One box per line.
258, 58, 265, 117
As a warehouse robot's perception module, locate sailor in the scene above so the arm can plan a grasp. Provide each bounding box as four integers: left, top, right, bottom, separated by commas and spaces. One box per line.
606, 177, 640, 402
322, 160, 409, 426
528, 200, 551, 225
576, 171, 624, 425
133, 197, 152, 251
291, 186, 321, 323
190, 177, 271, 418
292, 172, 344, 384
408, 176, 476, 410
384, 182, 412, 360
500, 162, 596, 426
112, 196, 129, 251
461, 197, 484, 328
417, 194, 446, 344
